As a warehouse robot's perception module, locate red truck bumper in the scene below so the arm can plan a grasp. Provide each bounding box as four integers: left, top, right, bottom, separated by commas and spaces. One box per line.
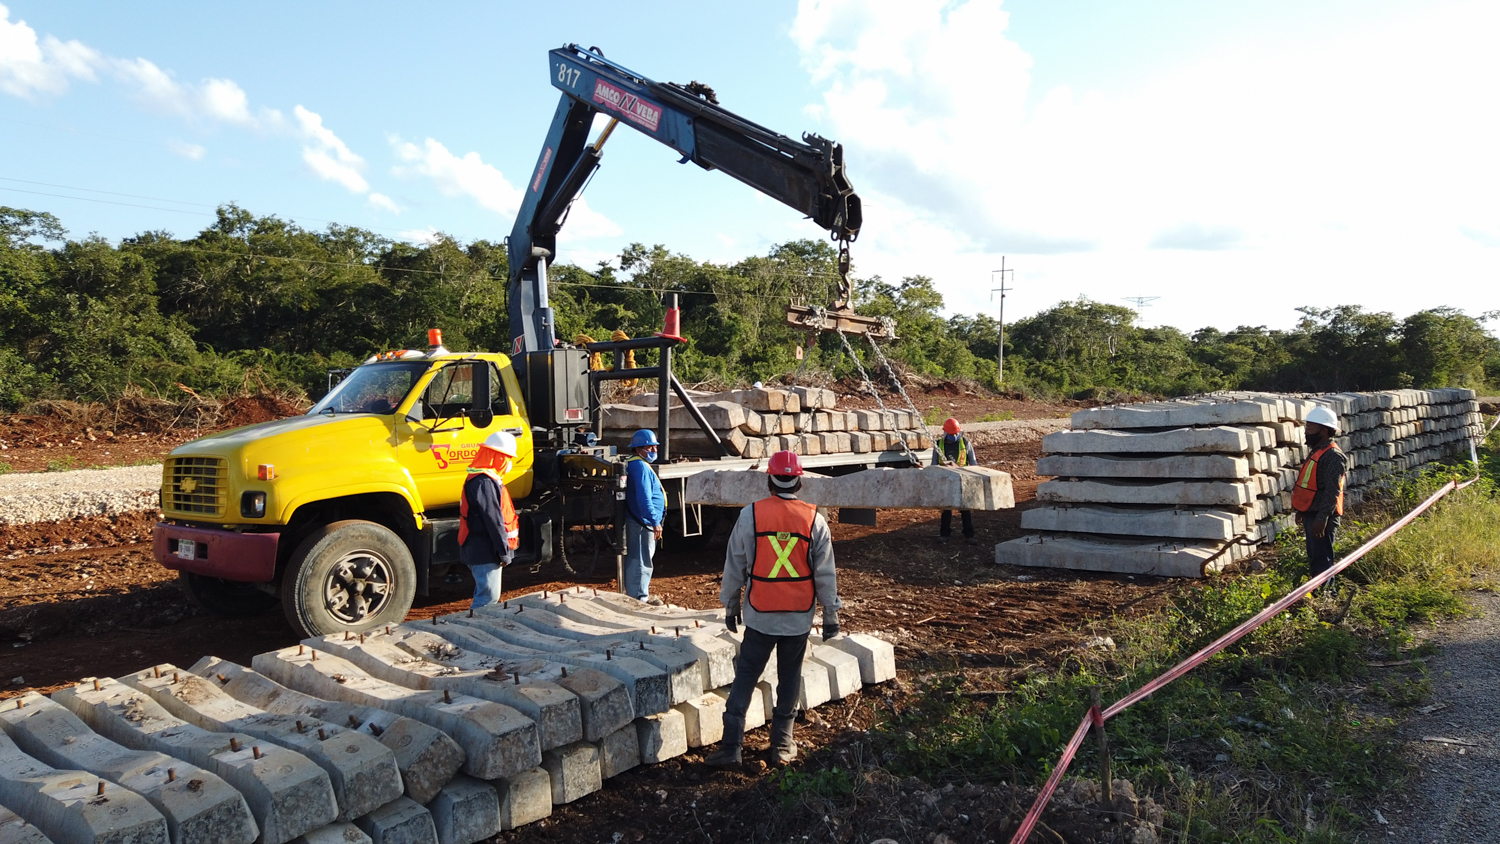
153, 523, 280, 582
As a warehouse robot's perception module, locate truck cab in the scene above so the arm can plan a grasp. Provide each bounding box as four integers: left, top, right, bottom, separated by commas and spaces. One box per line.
154, 345, 541, 636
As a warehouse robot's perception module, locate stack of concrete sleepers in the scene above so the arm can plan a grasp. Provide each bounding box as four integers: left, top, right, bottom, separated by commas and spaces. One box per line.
598, 386, 933, 458
0, 592, 895, 844
1303, 388, 1483, 502
995, 389, 1482, 578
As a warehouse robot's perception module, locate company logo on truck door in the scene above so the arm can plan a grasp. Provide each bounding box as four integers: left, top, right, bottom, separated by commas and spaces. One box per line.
431, 443, 483, 470
592, 80, 662, 132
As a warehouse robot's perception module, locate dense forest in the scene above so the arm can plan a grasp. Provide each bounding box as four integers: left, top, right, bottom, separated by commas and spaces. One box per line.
2, 203, 1497, 412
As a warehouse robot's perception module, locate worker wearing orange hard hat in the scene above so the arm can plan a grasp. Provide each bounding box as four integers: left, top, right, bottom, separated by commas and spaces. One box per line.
933, 417, 978, 544
707, 449, 843, 768
459, 431, 520, 608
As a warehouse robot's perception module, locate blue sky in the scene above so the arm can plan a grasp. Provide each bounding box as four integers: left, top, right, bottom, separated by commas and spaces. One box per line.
3, 1, 1497, 334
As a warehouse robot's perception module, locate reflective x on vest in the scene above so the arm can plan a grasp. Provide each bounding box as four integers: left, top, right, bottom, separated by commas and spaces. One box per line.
748, 497, 817, 614
765, 534, 800, 578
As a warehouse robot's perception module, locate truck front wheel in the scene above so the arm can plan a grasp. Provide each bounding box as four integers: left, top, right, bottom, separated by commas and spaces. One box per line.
281, 520, 417, 638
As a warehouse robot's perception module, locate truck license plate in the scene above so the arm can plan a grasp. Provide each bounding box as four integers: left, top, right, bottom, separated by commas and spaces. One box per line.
175, 539, 196, 560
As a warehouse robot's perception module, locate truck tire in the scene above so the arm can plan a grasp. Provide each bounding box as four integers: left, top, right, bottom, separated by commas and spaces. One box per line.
281, 520, 417, 638
178, 571, 278, 617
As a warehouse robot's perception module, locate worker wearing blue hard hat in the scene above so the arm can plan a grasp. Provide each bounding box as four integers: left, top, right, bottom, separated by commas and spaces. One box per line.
623, 428, 667, 604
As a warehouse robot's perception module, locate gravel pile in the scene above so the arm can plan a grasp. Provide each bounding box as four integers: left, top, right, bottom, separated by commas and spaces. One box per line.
0, 464, 161, 525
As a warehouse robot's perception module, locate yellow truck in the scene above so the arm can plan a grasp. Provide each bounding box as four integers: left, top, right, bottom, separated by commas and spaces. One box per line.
154, 344, 551, 635
152, 45, 894, 637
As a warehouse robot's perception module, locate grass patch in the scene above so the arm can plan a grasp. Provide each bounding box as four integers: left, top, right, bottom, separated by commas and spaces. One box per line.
976, 410, 1016, 422
862, 437, 1500, 841
0, 460, 10, 474
44, 455, 81, 472
768, 766, 855, 805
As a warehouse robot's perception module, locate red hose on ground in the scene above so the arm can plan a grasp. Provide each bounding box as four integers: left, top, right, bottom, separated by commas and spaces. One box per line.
1009, 432, 1492, 843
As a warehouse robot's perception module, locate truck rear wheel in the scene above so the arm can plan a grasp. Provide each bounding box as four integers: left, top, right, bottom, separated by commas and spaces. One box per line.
281, 520, 417, 638
178, 572, 278, 617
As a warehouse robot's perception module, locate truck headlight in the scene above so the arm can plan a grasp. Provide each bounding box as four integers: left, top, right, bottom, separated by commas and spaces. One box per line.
241, 491, 267, 518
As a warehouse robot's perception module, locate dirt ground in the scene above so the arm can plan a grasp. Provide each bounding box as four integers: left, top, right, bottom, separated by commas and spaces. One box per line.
0, 388, 1181, 841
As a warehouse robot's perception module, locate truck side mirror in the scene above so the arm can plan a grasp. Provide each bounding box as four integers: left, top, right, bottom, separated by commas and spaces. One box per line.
405, 399, 424, 425
469, 409, 494, 429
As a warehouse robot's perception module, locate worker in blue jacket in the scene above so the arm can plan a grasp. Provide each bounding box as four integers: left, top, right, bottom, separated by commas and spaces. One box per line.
624, 429, 667, 604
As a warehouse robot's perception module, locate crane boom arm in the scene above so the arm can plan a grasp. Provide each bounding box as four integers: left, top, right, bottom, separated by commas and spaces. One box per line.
507, 44, 863, 355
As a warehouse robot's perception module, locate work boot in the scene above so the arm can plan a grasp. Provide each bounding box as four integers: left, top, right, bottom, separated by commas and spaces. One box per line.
769, 714, 797, 765
964, 536, 978, 546
705, 714, 745, 767
643, 595, 665, 606
939, 535, 951, 544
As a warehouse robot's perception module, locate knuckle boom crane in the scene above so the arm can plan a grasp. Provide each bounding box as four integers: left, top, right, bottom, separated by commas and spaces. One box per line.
506, 43, 888, 360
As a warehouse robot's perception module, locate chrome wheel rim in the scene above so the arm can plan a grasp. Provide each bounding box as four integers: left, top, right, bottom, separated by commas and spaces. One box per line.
322, 551, 394, 624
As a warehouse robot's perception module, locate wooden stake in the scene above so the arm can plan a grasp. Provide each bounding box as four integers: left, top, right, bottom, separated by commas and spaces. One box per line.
1092, 686, 1113, 809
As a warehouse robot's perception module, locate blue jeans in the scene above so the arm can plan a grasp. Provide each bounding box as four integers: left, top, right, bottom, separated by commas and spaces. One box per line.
470, 562, 504, 609
623, 520, 656, 600
724, 626, 806, 722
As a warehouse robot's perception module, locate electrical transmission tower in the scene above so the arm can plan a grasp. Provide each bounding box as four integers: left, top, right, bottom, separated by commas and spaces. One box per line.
1122, 296, 1160, 310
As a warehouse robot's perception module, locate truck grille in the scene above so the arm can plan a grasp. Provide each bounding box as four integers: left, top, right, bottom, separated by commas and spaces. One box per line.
165, 457, 227, 517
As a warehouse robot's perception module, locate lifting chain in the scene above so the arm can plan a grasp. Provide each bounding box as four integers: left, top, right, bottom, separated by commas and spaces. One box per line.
835, 328, 921, 465
862, 319, 928, 436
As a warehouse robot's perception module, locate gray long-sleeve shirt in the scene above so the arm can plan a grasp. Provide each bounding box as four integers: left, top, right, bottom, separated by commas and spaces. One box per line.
720, 493, 841, 636
1308, 442, 1347, 528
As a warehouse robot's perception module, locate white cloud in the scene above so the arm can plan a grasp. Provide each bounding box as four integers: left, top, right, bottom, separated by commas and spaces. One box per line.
392, 137, 520, 214
0, 4, 101, 97
199, 77, 255, 125
390, 136, 622, 239
366, 192, 401, 213
109, 56, 282, 130
793, 0, 1500, 329
294, 105, 368, 193
399, 226, 442, 245
167, 138, 206, 160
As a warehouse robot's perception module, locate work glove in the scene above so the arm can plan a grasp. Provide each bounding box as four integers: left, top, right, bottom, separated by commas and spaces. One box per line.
822, 621, 840, 640
725, 609, 740, 633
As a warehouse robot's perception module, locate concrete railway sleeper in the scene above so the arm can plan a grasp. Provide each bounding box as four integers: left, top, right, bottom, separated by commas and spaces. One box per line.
0, 593, 895, 841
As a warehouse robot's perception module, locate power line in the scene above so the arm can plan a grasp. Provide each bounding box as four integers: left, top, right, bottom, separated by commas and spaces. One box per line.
0, 186, 215, 217
0, 177, 217, 208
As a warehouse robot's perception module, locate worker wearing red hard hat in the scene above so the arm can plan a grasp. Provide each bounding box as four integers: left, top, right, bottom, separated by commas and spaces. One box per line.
933, 418, 978, 544
459, 431, 521, 608
1292, 405, 1347, 590
707, 449, 843, 768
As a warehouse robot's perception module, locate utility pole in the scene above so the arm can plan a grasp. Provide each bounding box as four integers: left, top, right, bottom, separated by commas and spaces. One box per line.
991, 259, 1014, 384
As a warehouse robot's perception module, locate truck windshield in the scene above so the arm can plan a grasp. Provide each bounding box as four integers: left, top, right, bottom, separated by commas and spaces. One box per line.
308, 362, 430, 415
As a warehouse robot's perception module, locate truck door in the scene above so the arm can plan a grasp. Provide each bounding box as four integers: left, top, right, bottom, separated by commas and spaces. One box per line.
396, 360, 532, 509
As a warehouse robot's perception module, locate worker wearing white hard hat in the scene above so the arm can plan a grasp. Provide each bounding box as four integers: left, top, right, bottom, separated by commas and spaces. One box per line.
1292, 405, 1347, 590
459, 431, 520, 608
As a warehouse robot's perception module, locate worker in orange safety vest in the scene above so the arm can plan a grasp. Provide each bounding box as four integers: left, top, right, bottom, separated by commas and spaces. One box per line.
1292, 405, 1347, 589
707, 450, 842, 767
459, 431, 520, 608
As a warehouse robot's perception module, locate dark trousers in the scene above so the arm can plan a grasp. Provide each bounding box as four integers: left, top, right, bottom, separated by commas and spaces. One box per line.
1307, 525, 1337, 586
940, 509, 974, 538
724, 626, 806, 723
